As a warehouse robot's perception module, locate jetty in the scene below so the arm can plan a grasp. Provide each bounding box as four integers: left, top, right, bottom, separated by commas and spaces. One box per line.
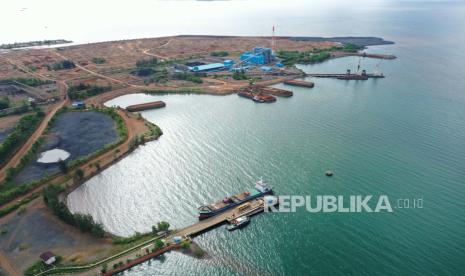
331, 51, 396, 60
126, 101, 166, 112
306, 69, 385, 80
283, 80, 315, 88
173, 197, 269, 238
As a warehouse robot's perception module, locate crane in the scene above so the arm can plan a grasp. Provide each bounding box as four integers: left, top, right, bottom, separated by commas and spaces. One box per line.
374, 59, 384, 76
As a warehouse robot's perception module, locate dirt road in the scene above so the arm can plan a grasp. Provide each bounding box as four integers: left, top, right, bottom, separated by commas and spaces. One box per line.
0, 56, 70, 181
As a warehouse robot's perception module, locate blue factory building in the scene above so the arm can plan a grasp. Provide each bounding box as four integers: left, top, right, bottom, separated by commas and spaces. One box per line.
223, 60, 234, 67
190, 63, 226, 72
189, 60, 234, 72
240, 47, 273, 65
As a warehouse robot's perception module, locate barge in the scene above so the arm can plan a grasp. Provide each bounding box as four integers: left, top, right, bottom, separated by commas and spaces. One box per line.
283, 80, 315, 88
198, 178, 272, 220
126, 101, 166, 112
238, 92, 277, 103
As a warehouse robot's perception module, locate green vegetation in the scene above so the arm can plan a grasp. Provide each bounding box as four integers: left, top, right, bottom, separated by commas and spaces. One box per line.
157, 221, 170, 231
144, 88, 204, 95
129, 135, 143, 151
232, 71, 248, 80
341, 43, 362, 52
112, 232, 153, 245
74, 168, 84, 181
277, 43, 362, 66
210, 51, 229, 57
98, 108, 127, 139
0, 77, 54, 87
24, 256, 63, 276
23, 231, 166, 275
132, 67, 155, 77
100, 264, 108, 274
277, 50, 331, 66
180, 239, 191, 249
25, 260, 49, 276
0, 39, 71, 50
145, 122, 163, 139
152, 221, 170, 234
154, 239, 164, 250
0, 107, 126, 207
0, 97, 10, 110
191, 243, 205, 258
0, 111, 44, 165
0, 193, 38, 218
43, 184, 105, 238
67, 83, 112, 99
92, 57, 106, 64
173, 72, 203, 84
49, 60, 76, 70
58, 159, 68, 174
146, 69, 169, 83
136, 57, 158, 68
0, 137, 44, 205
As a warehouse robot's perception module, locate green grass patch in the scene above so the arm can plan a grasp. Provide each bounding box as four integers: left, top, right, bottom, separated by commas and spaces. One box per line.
67, 83, 112, 100
0, 111, 45, 166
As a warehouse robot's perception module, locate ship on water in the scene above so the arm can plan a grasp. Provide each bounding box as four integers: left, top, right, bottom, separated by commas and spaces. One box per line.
198, 178, 273, 220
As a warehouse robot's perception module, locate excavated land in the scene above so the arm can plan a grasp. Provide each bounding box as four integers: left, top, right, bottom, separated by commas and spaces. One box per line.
0, 36, 337, 93
0, 199, 114, 275
13, 111, 119, 184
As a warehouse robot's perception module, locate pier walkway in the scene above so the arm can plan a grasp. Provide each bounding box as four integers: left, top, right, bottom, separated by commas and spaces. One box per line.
306, 73, 385, 79
172, 198, 266, 238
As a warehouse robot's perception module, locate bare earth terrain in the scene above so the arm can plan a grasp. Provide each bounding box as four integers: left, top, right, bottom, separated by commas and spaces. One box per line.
0, 35, 394, 275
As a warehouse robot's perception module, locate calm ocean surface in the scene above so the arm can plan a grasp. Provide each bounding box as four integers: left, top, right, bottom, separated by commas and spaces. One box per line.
65, 1, 465, 275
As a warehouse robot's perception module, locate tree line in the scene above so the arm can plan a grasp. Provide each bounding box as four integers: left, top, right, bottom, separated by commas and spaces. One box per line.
0, 111, 45, 165
43, 184, 105, 238
67, 83, 112, 100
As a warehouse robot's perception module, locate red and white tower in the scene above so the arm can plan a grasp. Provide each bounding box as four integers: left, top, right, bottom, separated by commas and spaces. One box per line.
271, 26, 277, 53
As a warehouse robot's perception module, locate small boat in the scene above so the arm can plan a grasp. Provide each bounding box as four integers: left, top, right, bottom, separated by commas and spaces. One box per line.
325, 170, 334, 177
227, 216, 250, 231
252, 95, 265, 103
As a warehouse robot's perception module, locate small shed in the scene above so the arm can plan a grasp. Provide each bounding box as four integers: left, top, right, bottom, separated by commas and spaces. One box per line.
39, 251, 56, 265
72, 101, 86, 109
172, 236, 183, 244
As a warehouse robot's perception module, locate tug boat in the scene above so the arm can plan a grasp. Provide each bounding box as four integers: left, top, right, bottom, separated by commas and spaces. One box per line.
197, 178, 272, 220
227, 216, 250, 231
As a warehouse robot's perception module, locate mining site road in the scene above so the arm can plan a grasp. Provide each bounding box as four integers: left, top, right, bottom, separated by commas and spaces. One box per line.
51, 50, 146, 89
0, 92, 153, 211
0, 56, 70, 182
0, 94, 69, 181
142, 38, 174, 60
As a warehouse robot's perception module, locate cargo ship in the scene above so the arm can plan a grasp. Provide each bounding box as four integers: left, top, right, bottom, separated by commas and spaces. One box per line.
198, 178, 272, 220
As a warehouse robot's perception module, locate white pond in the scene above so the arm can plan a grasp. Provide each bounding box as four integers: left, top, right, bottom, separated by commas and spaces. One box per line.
37, 149, 70, 164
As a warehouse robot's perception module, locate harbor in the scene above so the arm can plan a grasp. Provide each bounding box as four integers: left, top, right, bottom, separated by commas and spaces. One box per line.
173, 196, 276, 238
96, 179, 278, 275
